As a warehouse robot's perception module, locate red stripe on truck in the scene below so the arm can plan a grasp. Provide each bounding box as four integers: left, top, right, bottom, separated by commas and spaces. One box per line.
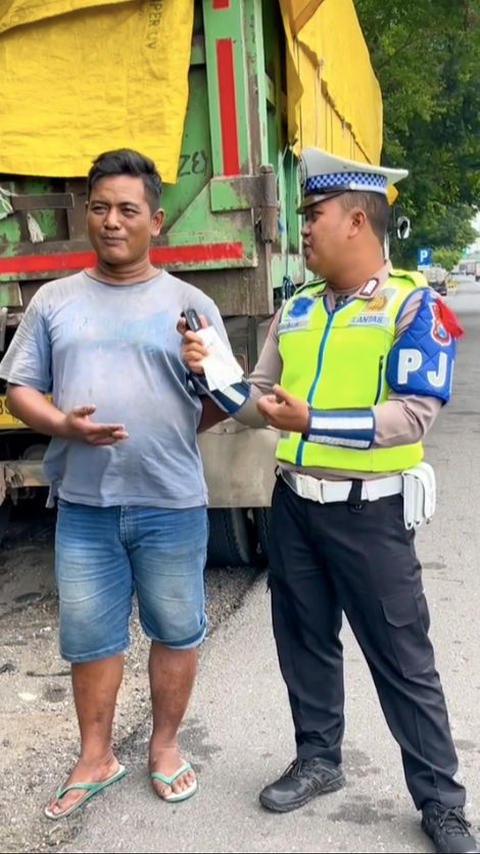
216, 39, 241, 176
213, 0, 230, 8
0, 243, 244, 275
0, 251, 96, 274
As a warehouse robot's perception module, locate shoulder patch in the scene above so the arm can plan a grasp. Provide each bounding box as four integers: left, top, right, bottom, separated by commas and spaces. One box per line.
279, 283, 324, 332
287, 296, 316, 319
430, 296, 464, 340
386, 290, 457, 403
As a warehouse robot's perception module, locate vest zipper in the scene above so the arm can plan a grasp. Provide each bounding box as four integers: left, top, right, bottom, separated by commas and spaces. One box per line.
295, 309, 335, 466
374, 355, 385, 404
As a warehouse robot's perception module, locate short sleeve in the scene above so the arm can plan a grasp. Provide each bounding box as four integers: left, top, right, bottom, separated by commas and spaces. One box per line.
0, 295, 52, 392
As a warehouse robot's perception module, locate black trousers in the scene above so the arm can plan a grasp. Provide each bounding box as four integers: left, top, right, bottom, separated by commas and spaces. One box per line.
268, 475, 465, 810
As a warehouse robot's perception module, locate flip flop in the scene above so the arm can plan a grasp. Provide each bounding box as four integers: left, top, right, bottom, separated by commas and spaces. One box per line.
44, 764, 127, 820
150, 762, 198, 803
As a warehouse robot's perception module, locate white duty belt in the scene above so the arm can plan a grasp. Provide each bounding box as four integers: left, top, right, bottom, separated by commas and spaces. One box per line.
280, 462, 436, 529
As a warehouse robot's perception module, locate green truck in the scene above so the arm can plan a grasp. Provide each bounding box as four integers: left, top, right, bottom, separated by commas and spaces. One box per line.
0, 0, 382, 563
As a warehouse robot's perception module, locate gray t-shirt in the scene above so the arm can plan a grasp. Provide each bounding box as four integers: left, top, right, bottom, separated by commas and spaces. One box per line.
0, 270, 228, 508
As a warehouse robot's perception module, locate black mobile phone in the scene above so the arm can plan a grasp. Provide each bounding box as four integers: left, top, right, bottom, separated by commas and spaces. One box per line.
182, 308, 202, 332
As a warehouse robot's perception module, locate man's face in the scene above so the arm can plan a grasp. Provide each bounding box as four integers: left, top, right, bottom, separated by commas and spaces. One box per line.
86, 175, 163, 266
301, 196, 352, 277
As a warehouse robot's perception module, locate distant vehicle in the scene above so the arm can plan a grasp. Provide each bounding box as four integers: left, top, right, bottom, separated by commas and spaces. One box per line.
458, 260, 476, 276
423, 265, 448, 296
431, 280, 448, 297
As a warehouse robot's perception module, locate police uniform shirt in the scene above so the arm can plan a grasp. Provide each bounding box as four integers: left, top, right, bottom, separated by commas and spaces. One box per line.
234, 263, 442, 482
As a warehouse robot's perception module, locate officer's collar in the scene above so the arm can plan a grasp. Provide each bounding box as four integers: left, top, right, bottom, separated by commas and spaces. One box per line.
326, 261, 391, 302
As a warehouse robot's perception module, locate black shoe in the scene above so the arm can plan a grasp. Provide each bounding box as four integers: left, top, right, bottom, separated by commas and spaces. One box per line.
421, 803, 480, 853
259, 757, 345, 813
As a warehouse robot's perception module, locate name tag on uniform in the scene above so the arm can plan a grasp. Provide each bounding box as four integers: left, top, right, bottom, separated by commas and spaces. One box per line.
350, 314, 390, 327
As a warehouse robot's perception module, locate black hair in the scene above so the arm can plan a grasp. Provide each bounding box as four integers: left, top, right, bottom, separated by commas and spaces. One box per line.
87, 148, 163, 212
339, 191, 391, 244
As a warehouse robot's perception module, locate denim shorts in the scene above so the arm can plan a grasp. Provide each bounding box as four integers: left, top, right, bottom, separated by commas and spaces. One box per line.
55, 500, 208, 663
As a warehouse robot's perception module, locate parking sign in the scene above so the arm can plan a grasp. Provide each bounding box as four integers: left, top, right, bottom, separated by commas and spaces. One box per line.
417, 248, 433, 267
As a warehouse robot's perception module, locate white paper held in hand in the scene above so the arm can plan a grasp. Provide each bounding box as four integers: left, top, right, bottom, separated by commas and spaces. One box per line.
198, 326, 244, 391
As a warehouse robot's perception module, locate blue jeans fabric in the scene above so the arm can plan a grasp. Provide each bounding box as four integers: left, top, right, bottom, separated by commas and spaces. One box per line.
55, 500, 208, 662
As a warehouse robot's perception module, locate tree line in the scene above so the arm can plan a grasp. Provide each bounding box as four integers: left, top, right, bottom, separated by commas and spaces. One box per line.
355, 0, 480, 267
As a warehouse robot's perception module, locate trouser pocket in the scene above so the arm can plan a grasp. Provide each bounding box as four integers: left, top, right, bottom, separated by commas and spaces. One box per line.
381, 590, 434, 677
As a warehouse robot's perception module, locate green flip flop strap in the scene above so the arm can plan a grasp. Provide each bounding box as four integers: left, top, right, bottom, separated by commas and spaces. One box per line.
56, 781, 99, 799
55, 768, 125, 800
150, 762, 192, 786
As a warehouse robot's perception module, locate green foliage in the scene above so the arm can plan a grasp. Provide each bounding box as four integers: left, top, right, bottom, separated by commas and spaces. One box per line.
355, 0, 480, 265
433, 248, 464, 271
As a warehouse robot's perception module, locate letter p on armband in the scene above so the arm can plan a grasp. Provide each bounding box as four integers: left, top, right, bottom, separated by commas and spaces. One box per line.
397, 349, 423, 384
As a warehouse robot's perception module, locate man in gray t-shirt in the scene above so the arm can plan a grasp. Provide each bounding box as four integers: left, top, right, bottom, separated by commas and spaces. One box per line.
0, 267, 225, 509
0, 148, 232, 819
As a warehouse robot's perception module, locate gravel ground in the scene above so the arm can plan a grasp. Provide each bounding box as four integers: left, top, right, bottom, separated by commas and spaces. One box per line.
0, 509, 263, 853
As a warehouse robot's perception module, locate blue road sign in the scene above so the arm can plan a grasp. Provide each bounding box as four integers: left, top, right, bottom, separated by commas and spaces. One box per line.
417, 247, 433, 267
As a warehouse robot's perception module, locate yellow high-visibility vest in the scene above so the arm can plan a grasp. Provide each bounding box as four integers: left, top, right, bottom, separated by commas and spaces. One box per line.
276, 271, 427, 471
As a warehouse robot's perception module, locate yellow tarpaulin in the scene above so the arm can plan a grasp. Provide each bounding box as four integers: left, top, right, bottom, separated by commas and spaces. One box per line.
282, 0, 326, 37
0, 0, 194, 182
280, 0, 382, 165
0, 0, 132, 33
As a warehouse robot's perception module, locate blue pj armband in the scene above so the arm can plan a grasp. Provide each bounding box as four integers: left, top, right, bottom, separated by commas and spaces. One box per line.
190, 373, 250, 414
303, 408, 375, 449
386, 290, 459, 403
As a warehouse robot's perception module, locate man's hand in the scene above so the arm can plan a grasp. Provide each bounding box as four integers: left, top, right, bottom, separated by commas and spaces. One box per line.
59, 405, 129, 446
6, 386, 129, 445
177, 313, 208, 375
257, 385, 310, 433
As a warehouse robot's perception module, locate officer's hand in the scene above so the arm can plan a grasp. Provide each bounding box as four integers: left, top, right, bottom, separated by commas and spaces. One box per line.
58, 405, 129, 446
257, 385, 309, 433
177, 314, 209, 375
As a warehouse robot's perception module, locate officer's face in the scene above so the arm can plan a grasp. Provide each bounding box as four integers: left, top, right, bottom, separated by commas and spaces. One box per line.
86, 175, 163, 268
302, 197, 352, 277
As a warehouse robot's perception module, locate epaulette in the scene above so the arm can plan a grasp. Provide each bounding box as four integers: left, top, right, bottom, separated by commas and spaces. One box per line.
390, 268, 428, 289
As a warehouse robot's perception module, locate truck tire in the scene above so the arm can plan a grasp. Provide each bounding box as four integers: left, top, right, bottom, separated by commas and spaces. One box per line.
0, 500, 11, 547
253, 507, 271, 566
207, 508, 254, 568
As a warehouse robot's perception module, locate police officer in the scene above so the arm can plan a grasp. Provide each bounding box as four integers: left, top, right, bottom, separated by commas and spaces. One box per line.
181, 149, 478, 854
